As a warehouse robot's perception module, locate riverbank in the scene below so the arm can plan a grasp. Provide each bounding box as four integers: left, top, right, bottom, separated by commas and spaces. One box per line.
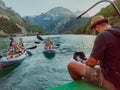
0, 34, 9, 38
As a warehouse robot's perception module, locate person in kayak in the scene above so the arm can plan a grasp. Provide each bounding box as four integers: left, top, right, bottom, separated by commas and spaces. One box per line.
19, 38, 25, 50
67, 15, 120, 90
44, 37, 54, 50
7, 40, 22, 58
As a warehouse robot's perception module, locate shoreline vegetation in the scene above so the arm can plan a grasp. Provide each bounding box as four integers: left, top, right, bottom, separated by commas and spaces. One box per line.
0, 34, 9, 37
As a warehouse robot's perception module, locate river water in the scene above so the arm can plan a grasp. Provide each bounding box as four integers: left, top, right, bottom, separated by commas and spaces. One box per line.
0, 35, 95, 90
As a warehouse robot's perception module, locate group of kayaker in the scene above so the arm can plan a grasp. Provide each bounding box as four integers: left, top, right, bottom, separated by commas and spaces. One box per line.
7, 36, 54, 58
7, 38, 25, 58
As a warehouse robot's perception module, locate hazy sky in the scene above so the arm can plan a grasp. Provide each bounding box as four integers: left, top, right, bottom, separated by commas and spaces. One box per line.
3, 0, 114, 16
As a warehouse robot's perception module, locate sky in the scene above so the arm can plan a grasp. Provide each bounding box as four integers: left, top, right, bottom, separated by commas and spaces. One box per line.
3, 0, 114, 17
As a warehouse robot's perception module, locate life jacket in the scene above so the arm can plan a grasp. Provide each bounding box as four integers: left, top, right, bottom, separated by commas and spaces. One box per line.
45, 41, 53, 46
19, 42, 25, 49
8, 46, 18, 55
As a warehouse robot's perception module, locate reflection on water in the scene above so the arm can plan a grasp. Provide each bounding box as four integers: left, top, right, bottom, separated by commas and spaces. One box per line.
0, 35, 95, 90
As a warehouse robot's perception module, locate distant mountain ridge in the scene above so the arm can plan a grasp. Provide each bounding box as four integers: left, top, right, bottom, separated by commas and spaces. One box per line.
27, 7, 74, 32
26, 7, 90, 34
52, 16, 89, 34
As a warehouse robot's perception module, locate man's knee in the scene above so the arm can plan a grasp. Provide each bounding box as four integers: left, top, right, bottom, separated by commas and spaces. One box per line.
67, 61, 85, 73
67, 61, 75, 70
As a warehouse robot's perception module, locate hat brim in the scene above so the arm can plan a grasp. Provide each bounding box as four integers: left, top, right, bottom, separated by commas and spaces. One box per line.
90, 18, 108, 29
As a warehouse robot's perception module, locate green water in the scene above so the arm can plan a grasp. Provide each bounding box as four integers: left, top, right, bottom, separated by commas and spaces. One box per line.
0, 35, 95, 90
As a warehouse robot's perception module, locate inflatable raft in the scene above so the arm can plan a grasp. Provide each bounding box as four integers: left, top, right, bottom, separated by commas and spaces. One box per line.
0, 51, 26, 69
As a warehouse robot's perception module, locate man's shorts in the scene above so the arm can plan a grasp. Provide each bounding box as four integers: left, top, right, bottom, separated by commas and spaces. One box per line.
85, 65, 103, 87
85, 65, 116, 90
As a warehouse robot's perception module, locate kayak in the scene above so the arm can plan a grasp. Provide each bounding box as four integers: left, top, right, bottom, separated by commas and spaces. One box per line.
47, 79, 105, 90
43, 50, 56, 59
43, 50, 56, 54
0, 51, 27, 69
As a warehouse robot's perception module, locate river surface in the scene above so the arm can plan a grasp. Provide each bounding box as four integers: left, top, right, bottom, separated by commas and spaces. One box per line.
0, 35, 95, 90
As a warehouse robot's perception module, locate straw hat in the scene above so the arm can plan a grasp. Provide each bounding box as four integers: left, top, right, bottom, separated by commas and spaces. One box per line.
90, 15, 108, 29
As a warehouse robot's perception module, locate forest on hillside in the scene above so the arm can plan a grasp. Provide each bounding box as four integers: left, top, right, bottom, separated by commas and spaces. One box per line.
72, 0, 120, 35
0, 0, 46, 37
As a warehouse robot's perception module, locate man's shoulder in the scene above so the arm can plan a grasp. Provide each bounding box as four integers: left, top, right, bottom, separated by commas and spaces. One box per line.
96, 30, 111, 41
97, 31, 107, 37
98, 29, 113, 37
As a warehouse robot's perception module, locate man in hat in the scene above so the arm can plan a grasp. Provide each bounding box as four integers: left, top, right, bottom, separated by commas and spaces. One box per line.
67, 15, 120, 90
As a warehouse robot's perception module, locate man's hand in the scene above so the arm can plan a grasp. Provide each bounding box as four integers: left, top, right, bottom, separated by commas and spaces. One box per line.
84, 56, 98, 67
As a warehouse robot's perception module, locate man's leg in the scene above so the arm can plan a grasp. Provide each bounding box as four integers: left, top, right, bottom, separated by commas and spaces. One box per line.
67, 61, 116, 90
67, 61, 86, 80
85, 66, 116, 90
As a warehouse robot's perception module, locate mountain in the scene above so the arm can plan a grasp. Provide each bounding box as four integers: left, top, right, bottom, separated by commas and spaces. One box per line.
52, 15, 89, 34
0, 0, 46, 37
27, 7, 90, 34
0, 0, 21, 36
27, 7, 74, 32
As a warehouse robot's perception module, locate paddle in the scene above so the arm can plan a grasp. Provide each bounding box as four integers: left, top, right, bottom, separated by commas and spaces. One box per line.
34, 41, 40, 44
37, 34, 43, 41
26, 51, 32, 56
26, 45, 37, 49
55, 43, 60, 46
25, 45, 37, 56
0, 55, 2, 59
9, 37, 14, 40
35, 35, 43, 44
73, 52, 87, 63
